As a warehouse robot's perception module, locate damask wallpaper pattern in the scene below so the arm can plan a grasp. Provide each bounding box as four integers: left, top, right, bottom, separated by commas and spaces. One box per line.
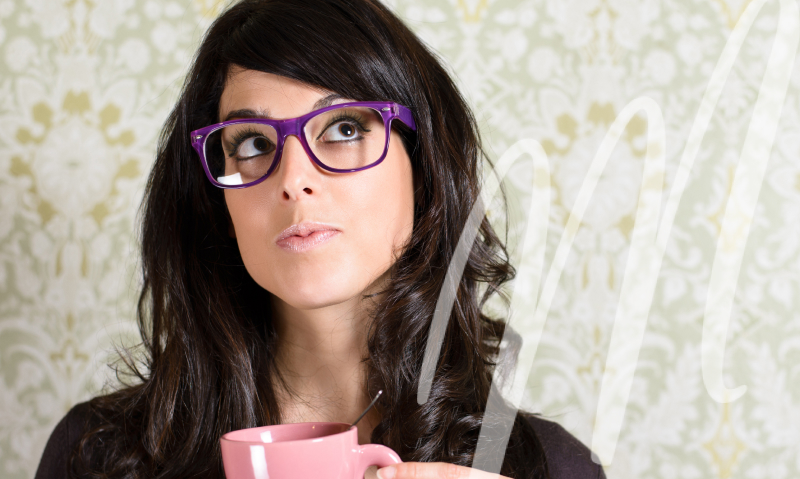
1, 0, 799, 478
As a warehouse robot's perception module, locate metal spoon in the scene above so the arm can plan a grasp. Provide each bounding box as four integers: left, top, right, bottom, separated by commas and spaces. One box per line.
349, 390, 383, 429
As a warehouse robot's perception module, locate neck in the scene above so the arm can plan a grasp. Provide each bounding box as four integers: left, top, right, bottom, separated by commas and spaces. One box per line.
270, 292, 379, 433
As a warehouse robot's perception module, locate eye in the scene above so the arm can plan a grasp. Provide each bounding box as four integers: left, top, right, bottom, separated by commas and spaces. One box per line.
320, 120, 363, 142
233, 135, 275, 159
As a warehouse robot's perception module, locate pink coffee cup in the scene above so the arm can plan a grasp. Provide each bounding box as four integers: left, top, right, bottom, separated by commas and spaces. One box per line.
220, 422, 402, 479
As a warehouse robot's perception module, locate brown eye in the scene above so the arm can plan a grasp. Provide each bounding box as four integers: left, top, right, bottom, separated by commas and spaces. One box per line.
321, 120, 361, 142
253, 137, 270, 151
238, 135, 275, 159
338, 123, 355, 137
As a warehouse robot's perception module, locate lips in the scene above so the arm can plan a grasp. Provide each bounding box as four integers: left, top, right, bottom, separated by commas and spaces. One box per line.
276, 222, 341, 252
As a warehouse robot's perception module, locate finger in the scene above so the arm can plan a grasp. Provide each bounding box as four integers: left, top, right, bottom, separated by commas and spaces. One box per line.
365, 465, 380, 479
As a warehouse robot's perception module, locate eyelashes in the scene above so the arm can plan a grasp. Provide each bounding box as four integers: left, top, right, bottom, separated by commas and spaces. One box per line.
316, 112, 371, 142
224, 127, 274, 160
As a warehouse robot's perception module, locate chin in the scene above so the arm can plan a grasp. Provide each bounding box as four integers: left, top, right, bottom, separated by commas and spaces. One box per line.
246, 256, 391, 312
259, 270, 367, 311
272, 288, 361, 311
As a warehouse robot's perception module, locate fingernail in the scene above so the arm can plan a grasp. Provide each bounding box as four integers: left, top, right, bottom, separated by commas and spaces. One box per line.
377, 466, 396, 479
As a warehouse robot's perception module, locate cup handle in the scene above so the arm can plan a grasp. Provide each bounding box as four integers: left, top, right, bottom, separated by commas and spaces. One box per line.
355, 444, 402, 479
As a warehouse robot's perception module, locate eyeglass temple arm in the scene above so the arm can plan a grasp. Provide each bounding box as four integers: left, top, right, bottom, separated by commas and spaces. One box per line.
395, 104, 417, 131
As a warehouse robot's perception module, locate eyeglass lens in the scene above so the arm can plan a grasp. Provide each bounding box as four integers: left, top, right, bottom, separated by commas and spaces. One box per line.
204, 106, 387, 186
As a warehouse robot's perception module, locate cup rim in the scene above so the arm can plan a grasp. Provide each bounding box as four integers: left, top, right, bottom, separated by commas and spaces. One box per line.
220, 421, 354, 446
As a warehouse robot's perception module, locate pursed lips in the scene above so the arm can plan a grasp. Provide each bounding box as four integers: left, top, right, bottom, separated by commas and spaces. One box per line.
275, 222, 341, 252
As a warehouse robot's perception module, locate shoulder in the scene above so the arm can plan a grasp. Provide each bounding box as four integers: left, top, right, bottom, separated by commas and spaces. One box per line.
35, 401, 96, 479
524, 415, 606, 479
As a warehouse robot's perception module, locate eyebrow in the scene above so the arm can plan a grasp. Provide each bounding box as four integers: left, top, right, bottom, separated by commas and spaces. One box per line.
221, 93, 346, 122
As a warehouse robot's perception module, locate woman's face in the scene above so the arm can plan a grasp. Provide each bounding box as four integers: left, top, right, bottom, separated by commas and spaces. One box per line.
219, 67, 415, 311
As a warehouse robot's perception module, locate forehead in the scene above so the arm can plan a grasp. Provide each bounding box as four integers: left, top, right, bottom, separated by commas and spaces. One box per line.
218, 66, 335, 121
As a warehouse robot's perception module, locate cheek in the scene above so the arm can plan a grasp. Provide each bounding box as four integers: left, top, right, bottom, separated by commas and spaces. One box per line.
351, 155, 415, 264
224, 190, 273, 272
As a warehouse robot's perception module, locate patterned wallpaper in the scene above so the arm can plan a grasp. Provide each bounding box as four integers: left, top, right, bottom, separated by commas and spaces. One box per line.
1, 0, 799, 478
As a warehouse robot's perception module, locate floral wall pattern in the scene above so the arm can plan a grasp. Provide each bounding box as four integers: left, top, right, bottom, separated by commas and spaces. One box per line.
1, 0, 799, 478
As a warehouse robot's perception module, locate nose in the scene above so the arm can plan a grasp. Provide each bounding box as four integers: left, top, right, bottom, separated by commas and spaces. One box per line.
274, 134, 318, 201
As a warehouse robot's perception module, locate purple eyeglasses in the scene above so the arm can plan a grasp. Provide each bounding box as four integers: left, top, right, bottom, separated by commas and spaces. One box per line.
190, 101, 417, 189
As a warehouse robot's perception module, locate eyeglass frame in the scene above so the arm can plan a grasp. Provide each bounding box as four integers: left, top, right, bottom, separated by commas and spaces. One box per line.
190, 101, 417, 189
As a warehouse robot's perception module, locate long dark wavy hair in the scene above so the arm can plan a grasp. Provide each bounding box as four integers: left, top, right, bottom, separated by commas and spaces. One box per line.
69, 0, 549, 478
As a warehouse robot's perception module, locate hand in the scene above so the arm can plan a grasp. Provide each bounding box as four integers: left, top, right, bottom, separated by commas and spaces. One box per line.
373, 462, 512, 479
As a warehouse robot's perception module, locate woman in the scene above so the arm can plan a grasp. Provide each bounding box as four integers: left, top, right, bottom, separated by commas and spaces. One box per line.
35, 0, 605, 478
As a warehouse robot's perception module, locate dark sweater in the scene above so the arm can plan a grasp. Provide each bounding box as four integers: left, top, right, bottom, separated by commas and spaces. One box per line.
35, 402, 605, 479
